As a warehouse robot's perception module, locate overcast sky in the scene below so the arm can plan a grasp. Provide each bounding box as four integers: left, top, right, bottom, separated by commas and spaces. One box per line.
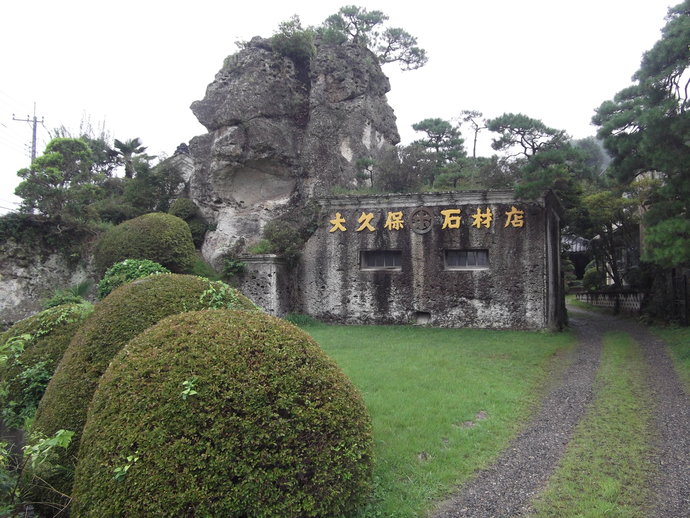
0, 0, 674, 214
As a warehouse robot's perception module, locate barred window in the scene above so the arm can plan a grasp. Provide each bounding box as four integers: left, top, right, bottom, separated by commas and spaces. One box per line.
444, 249, 489, 269
360, 250, 402, 270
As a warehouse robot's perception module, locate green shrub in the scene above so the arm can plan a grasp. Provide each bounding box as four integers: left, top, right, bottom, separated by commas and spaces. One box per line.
223, 257, 247, 279
93, 212, 196, 275
249, 221, 305, 266
29, 275, 257, 512
0, 303, 93, 430
42, 281, 92, 309
270, 15, 316, 68
168, 199, 209, 247
248, 238, 273, 254
96, 259, 170, 299
187, 216, 209, 247
189, 256, 221, 280
583, 267, 605, 292
167, 198, 199, 221
90, 198, 141, 224
72, 310, 372, 518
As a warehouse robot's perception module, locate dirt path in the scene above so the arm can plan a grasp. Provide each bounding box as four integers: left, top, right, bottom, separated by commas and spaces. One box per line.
431, 308, 690, 518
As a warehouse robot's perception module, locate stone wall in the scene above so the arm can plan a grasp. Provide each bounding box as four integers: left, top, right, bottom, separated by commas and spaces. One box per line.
0, 240, 95, 327
295, 191, 564, 330
237, 255, 294, 316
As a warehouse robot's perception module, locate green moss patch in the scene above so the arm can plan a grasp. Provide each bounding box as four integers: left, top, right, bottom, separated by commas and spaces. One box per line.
72, 310, 372, 518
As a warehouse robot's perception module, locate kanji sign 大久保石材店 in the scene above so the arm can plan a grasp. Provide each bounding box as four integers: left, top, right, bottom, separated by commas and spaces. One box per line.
328, 207, 525, 233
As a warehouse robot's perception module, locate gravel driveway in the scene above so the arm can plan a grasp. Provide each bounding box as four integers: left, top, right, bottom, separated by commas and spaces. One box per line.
431, 307, 690, 518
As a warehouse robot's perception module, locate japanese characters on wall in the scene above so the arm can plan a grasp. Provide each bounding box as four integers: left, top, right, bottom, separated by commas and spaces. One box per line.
295, 190, 564, 330
328, 206, 526, 233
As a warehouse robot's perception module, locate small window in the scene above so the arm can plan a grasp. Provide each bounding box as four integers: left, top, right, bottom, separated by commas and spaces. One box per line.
361, 250, 402, 270
445, 249, 489, 270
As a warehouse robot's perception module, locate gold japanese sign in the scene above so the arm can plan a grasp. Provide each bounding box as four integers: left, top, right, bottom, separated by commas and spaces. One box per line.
328, 206, 525, 233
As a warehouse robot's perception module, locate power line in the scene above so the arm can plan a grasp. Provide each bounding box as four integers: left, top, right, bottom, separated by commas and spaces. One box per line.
0, 126, 29, 147
0, 88, 24, 107
0, 131, 28, 148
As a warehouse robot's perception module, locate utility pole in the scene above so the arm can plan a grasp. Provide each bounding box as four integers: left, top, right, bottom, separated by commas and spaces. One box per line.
13, 102, 44, 162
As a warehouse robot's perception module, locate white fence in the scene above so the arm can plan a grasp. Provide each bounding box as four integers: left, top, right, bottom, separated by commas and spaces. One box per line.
576, 292, 643, 313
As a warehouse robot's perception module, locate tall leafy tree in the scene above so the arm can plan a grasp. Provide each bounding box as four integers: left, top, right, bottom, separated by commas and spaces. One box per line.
593, 0, 690, 267
569, 189, 640, 287
15, 138, 104, 221
487, 113, 568, 158
486, 113, 588, 207
411, 118, 466, 187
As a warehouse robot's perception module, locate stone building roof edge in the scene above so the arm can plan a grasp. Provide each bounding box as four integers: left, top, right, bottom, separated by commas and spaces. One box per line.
318, 189, 553, 208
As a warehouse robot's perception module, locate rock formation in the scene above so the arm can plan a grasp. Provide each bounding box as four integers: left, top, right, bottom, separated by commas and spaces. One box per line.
0, 34, 403, 325
186, 36, 400, 266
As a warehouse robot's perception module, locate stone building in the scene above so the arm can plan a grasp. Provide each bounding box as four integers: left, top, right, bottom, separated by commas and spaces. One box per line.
241, 189, 565, 330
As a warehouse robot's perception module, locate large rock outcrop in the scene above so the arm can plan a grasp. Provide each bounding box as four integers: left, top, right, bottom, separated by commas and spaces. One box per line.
187, 37, 400, 266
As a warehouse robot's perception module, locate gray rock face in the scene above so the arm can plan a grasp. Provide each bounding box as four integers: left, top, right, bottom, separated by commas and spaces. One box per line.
187, 37, 400, 266
0, 241, 95, 327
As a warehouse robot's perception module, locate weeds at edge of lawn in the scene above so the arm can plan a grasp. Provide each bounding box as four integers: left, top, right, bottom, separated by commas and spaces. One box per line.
301, 324, 574, 518
528, 331, 655, 518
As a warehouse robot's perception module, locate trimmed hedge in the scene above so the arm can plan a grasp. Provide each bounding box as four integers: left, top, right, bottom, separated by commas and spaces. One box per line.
167, 198, 199, 221
0, 302, 93, 430
29, 275, 257, 513
168, 198, 209, 248
72, 310, 372, 518
93, 212, 197, 275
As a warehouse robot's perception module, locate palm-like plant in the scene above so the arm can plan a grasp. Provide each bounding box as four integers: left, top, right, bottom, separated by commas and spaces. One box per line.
114, 137, 147, 178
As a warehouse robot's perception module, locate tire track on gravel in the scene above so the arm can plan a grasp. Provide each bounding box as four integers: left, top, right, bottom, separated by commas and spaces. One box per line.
625, 321, 690, 518
431, 309, 604, 518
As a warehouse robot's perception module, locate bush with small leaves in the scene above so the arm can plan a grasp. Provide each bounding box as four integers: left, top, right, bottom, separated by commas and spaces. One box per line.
168, 198, 209, 248
93, 212, 196, 275
0, 302, 93, 431
96, 259, 170, 299
28, 275, 257, 514
187, 217, 209, 247
167, 198, 200, 221
72, 310, 372, 518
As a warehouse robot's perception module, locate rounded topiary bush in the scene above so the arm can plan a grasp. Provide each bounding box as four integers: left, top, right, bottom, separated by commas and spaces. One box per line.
0, 302, 93, 430
168, 198, 209, 248
96, 258, 170, 299
168, 197, 199, 221
93, 212, 196, 275
72, 310, 372, 518
29, 275, 257, 511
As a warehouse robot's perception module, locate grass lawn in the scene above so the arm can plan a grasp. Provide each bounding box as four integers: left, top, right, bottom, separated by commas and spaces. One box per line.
529, 331, 655, 518
651, 325, 690, 391
301, 324, 574, 518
